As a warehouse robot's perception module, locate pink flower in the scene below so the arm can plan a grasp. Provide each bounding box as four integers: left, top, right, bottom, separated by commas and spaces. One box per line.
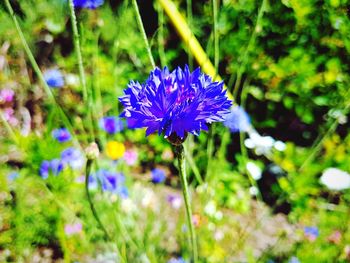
3, 108, 18, 126
123, 149, 138, 165
64, 222, 83, 236
0, 88, 15, 103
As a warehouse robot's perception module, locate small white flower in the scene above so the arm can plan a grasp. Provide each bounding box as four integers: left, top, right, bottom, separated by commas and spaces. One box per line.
249, 186, 259, 196
245, 132, 275, 155
274, 140, 286, 151
204, 200, 217, 217
246, 161, 262, 180
214, 230, 224, 241
320, 168, 350, 191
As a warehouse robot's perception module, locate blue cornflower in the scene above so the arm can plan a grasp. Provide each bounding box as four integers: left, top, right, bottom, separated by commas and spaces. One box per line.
7, 172, 19, 181
52, 128, 71, 143
61, 147, 85, 170
119, 65, 232, 143
99, 116, 124, 134
223, 105, 250, 133
44, 69, 64, 88
151, 168, 166, 184
304, 226, 319, 241
97, 169, 127, 197
39, 159, 64, 179
73, 0, 104, 9
167, 257, 187, 263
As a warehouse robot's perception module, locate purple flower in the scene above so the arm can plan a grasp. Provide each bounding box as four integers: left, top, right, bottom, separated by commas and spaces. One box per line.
151, 168, 166, 184
0, 88, 15, 103
39, 159, 64, 179
304, 226, 319, 241
44, 69, 64, 88
73, 0, 104, 9
97, 169, 127, 197
64, 222, 82, 236
167, 257, 187, 263
7, 172, 19, 182
61, 147, 85, 170
123, 149, 138, 165
223, 105, 250, 133
119, 66, 232, 141
52, 128, 71, 143
99, 116, 124, 134
167, 194, 182, 209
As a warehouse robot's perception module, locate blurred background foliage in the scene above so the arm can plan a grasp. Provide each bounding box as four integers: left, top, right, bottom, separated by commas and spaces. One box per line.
0, 0, 350, 262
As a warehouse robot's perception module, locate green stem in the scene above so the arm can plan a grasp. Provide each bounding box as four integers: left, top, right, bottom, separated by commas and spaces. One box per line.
176, 145, 198, 263
157, 3, 167, 68
85, 159, 111, 240
68, 1, 95, 141
4, 0, 82, 148
0, 110, 19, 144
132, 0, 156, 68
183, 143, 203, 184
232, 0, 266, 99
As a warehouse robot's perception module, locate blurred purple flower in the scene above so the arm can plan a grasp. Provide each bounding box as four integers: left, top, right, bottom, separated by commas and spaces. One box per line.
167, 194, 182, 209
304, 226, 319, 241
151, 168, 166, 184
119, 65, 232, 140
52, 128, 71, 143
223, 105, 250, 133
0, 88, 15, 103
39, 159, 64, 179
97, 169, 128, 197
98, 116, 124, 134
44, 69, 64, 88
167, 257, 187, 263
64, 222, 82, 236
7, 172, 19, 182
123, 149, 138, 165
3, 108, 19, 126
73, 0, 104, 9
61, 147, 85, 170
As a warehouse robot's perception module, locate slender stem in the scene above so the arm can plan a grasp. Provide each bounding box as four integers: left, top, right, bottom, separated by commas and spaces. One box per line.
132, 0, 156, 68
206, 124, 215, 180
157, 3, 167, 68
0, 110, 19, 144
85, 159, 111, 240
176, 145, 198, 263
232, 0, 266, 99
68, 0, 88, 103
4, 0, 82, 148
186, 0, 193, 70
183, 143, 203, 184
68, 1, 95, 142
212, 0, 219, 75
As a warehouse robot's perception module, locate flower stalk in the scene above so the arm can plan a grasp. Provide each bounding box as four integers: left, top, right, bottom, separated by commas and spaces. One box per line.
176, 145, 198, 263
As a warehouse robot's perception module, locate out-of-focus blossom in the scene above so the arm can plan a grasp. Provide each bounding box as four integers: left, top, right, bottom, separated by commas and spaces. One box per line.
97, 169, 128, 197
245, 132, 286, 156
0, 88, 15, 103
223, 105, 250, 133
61, 147, 85, 170
167, 194, 182, 209
249, 186, 259, 196
161, 148, 174, 161
214, 230, 224, 241
140, 188, 157, 209
304, 226, 319, 242
85, 142, 100, 160
320, 168, 350, 191
105, 141, 125, 160
121, 198, 137, 214
39, 159, 64, 179
64, 222, 82, 236
204, 200, 217, 217
52, 128, 71, 143
7, 172, 19, 182
167, 257, 186, 263
328, 230, 342, 244
151, 168, 166, 184
44, 69, 64, 88
119, 65, 232, 141
123, 149, 138, 165
246, 161, 262, 180
73, 0, 104, 9
3, 108, 19, 126
288, 256, 300, 263
99, 116, 124, 134
192, 214, 202, 227
65, 73, 79, 86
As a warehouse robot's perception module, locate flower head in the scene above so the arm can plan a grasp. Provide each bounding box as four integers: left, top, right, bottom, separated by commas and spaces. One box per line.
105, 141, 125, 160
0, 88, 15, 103
123, 149, 138, 165
97, 169, 127, 197
119, 66, 232, 142
99, 116, 124, 134
39, 159, 64, 179
73, 0, 104, 9
44, 69, 64, 88
320, 168, 350, 191
52, 128, 71, 143
223, 105, 250, 133
304, 226, 319, 242
64, 222, 82, 236
61, 147, 85, 170
151, 168, 166, 184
